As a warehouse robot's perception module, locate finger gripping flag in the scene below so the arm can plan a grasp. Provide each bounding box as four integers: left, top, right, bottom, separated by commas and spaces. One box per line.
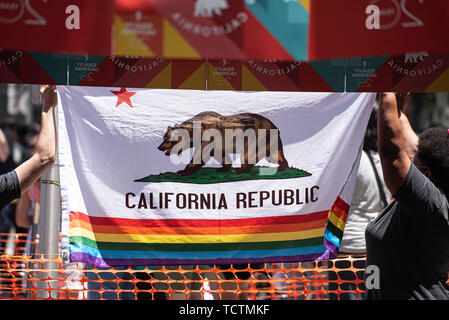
58, 87, 375, 267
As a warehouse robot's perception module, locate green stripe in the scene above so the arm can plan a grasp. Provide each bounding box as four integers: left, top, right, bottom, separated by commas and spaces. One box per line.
70, 236, 324, 252
326, 221, 343, 239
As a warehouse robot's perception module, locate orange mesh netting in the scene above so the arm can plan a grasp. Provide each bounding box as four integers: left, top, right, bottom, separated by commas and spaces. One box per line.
0, 232, 369, 300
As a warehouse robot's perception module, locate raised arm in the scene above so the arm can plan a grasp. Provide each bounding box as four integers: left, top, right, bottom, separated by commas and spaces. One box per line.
377, 93, 412, 195
14, 85, 57, 193
399, 110, 419, 161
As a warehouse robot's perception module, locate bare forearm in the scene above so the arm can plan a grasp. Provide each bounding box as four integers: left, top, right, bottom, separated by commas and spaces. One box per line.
15, 85, 57, 192
399, 111, 419, 160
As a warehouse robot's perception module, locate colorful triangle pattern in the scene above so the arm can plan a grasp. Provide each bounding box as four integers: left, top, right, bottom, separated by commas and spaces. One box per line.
2, 50, 449, 92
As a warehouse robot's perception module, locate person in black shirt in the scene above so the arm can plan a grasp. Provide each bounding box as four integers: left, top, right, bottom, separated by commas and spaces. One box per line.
365, 93, 449, 300
0, 85, 57, 210
0, 120, 34, 245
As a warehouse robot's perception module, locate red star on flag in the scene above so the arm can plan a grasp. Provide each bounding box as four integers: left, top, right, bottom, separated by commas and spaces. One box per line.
111, 87, 137, 108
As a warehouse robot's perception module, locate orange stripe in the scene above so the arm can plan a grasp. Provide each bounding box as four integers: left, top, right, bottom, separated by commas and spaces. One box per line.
70, 218, 326, 236
70, 210, 329, 228
331, 205, 348, 223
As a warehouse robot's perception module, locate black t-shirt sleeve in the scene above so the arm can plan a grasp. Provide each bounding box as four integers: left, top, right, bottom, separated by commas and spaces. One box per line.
0, 170, 21, 209
394, 163, 449, 222
394, 163, 449, 271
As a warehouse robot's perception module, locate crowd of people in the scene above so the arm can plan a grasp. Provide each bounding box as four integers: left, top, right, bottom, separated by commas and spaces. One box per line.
0, 86, 448, 300
0, 108, 41, 255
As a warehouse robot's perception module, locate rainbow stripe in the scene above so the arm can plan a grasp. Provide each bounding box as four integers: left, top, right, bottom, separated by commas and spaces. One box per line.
324, 197, 350, 255
69, 197, 349, 267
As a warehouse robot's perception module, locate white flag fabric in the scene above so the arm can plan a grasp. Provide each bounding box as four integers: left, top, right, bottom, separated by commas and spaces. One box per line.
57, 86, 375, 267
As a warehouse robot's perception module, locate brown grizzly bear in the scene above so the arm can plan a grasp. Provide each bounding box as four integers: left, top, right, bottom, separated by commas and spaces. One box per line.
158, 111, 289, 176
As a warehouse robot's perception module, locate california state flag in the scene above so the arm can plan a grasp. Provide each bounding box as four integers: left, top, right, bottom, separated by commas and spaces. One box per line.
57, 86, 375, 267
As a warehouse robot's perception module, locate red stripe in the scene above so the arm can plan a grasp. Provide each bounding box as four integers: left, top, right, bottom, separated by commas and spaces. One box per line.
70, 210, 329, 228
334, 196, 350, 212
329, 197, 350, 222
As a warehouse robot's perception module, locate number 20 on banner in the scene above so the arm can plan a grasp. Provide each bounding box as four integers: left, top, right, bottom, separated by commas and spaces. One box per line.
0, 0, 80, 29
365, 0, 424, 30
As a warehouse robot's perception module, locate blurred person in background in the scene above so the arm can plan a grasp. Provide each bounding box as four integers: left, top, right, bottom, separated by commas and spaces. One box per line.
340, 105, 392, 255
0, 117, 30, 173
0, 118, 31, 254
0, 84, 56, 297
19, 123, 40, 157
15, 178, 41, 256
0, 84, 57, 216
14, 123, 41, 255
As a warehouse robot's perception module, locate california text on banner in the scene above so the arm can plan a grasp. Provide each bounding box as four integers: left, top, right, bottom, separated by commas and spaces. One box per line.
57, 87, 375, 267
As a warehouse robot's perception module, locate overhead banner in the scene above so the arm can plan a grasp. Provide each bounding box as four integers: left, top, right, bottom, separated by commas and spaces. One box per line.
58, 86, 375, 267
2, 50, 449, 92
3, 0, 449, 63
308, 0, 449, 61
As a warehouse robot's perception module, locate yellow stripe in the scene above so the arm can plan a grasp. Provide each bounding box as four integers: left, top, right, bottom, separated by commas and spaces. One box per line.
70, 227, 325, 244
328, 212, 346, 232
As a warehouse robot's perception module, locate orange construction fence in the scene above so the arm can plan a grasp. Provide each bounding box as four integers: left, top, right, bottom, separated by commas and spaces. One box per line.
1, 232, 366, 300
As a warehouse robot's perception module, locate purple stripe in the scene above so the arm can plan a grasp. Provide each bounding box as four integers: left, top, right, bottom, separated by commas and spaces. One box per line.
70, 253, 111, 268
70, 251, 333, 267
323, 237, 339, 259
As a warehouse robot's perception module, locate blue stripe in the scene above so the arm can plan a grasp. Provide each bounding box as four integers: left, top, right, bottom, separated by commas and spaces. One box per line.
324, 229, 340, 248
70, 242, 326, 260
